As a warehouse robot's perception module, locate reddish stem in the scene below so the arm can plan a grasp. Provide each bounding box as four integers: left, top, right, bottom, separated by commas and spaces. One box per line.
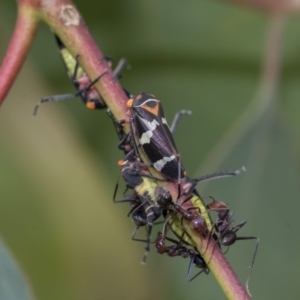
199, 237, 250, 300
177, 194, 250, 300
0, 1, 39, 106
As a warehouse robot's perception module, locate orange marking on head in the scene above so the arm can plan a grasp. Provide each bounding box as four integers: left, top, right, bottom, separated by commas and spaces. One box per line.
127, 98, 134, 108
141, 101, 160, 116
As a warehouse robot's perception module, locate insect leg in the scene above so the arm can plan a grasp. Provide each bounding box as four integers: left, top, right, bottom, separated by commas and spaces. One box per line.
169, 110, 192, 134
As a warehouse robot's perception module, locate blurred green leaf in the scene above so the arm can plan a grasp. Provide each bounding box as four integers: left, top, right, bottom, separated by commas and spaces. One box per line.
0, 237, 35, 300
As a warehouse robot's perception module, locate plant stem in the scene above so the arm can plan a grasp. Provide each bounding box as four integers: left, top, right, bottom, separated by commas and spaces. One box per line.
0, 1, 39, 105
180, 197, 251, 300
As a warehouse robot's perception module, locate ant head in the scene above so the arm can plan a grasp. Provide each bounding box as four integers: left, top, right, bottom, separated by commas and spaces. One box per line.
190, 215, 208, 237
221, 231, 236, 246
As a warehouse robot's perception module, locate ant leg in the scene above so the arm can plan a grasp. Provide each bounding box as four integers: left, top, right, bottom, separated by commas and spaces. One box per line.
71, 53, 81, 81
126, 201, 145, 217
131, 223, 158, 264
186, 252, 209, 282
113, 194, 138, 205
176, 160, 182, 199
186, 257, 205, 282
141, 224, 153, 265
235, 236, 259, 297
131, 225, 150, 243
107, 110, 131, 152
113, 171, 139, 203
113, 172, 122, 202
129, 118, 142, 160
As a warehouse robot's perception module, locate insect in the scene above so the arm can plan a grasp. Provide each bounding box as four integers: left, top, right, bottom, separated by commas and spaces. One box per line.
114, 158, 165, 264
115, 191, 161, 264
114, 143, 231, 265
152, 187, 224, 282
155, 216, 209, 281
115, 95, 243, 265
114, 158, 215, 264
127, 92, 189, 180
33, 35, 129, 115
207, 198, 259, 295
155, 187, 214, 238
112, 105, 189, 259
126, 93, 245, 195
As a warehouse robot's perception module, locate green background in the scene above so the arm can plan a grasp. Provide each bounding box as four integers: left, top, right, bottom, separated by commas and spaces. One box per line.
1, 1, 300, 299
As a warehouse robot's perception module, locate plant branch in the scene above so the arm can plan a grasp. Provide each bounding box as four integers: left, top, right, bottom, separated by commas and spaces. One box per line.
177, 195, 251, 300
0, 1, 39, 105
193, 233, 249, 300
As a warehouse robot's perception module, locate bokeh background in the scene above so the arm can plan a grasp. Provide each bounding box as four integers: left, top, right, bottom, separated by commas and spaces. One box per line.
1, 1, 300, 299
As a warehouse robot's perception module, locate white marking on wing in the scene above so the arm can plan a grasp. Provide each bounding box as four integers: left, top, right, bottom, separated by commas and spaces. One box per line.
140, 117, 160, 131
138, 118, 160, 145
153, 155, 176, 171
140, 130, 153, 145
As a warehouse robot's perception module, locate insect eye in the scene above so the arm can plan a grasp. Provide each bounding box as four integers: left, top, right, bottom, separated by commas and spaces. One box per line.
146, 100, 157, 108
